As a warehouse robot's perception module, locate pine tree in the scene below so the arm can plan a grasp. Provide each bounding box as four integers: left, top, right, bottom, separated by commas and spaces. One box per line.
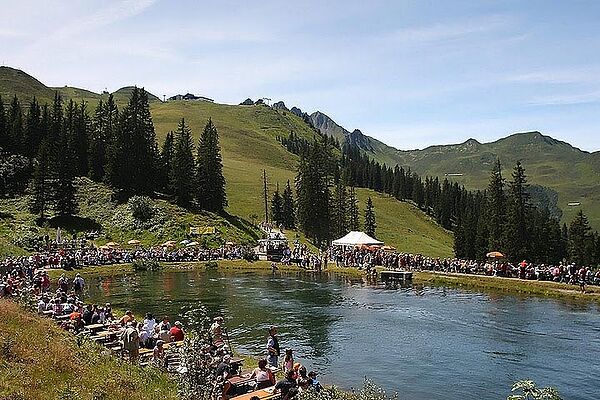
24, 97, 42, 157
160, 131, 175, 192
364, 196, 376, 238
281, 180, 295, 229
54, 104, 78, 216
347, 186, 360, 230
170, 118, 195, 206
108, 88, 160, 195
296, 138, 331, 245
89, 95, 118, 182
568, 210, 593, 266
29, 140, 54, 219
71, 101, 91, 176
271, 184, 284, 225
331, 179, 348, 238
505, 161, 532, 262
9, 95, 24, 154
487, 158, 506, 251
196, 118, 227, 212
0, 96, 7, 151
50, 92, 63, 142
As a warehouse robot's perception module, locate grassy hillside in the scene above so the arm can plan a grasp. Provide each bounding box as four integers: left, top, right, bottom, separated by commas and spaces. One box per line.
356, 189, 454, 258
0, 177, 261, 252
311, 110, 600, 229
391, 132, 600, 229
0, 300, 177, 400
0, 66, 454, 257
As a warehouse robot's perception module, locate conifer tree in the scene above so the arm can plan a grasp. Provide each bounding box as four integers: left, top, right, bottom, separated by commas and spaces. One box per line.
170, 118, 195, 206
331, 179, 348, 238
89, 95, 118, 182
196, 118, 227, 212
50, 92, 63, 142
296, 138, 331, 245
29, 140, 54, 219
71, 101, 91, 177
568, 210, 593, 266
487, 158, 506, 251
281, 180, 295, 229
0, 96, 8, 152
108, 88, 159, 195
364, 196, 376, 238
9, 95, 24, 154
54, 104, 78, 216
25, 97, 42, 157
347, 186, 360, 231
271, 184, 284, 225
160, 131, 175, 192
505, 161, 531, 262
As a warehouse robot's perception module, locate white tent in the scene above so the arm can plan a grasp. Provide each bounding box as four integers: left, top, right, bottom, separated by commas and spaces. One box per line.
332, 231, 383, 247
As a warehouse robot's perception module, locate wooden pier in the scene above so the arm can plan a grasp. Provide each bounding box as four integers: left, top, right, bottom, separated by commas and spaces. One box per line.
380, 270, 413, 282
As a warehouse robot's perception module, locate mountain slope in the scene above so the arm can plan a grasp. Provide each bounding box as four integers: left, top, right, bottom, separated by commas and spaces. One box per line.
310, 110, 600, 229
0, 67, 454, 255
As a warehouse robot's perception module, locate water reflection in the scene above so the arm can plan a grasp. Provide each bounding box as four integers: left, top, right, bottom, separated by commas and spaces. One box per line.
86, 270, 600, 400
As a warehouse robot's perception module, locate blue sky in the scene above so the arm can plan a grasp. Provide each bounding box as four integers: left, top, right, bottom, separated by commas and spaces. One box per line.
1, 0, 600, 151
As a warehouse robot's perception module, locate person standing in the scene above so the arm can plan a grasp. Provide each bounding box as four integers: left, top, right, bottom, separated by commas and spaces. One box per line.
121, 322, 140, 364
266, 326, 280, 368
210, 316, 224, 346
72, 273, 85, 292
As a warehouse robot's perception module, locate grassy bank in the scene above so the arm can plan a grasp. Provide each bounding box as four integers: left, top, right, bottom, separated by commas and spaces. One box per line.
47, 260, 600, 303
0, 300, 177, 400
415, 271, 600, 302
47, 259, 365, 280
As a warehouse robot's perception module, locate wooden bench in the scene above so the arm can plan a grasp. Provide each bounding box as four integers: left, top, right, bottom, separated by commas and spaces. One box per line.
231, 386, 279, 400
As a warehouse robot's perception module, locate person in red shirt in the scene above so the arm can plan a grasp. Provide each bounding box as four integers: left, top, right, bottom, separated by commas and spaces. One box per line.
169, 321, 185, 342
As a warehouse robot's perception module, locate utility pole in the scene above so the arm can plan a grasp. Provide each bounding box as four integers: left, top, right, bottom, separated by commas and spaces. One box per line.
263, 169, 269, 224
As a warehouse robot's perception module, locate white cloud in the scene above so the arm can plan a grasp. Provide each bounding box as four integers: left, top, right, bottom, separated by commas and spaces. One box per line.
528, 90, 600, 106
383, 14, 514, 44
507, 67, 600, 85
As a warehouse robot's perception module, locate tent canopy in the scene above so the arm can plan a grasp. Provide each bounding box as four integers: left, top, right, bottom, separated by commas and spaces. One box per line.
332, 231, 383, 247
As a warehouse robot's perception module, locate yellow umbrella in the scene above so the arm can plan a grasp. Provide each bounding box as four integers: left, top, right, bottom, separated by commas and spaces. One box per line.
105, 241, 120, 248
162, 240, 177, 247
486, 251, 504, 258
128, 239, 141, 245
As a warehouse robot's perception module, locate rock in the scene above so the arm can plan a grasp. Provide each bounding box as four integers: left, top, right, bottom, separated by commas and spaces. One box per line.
290, 106, 303, 117
272, 101, 288, 111
240, 98, 254, 106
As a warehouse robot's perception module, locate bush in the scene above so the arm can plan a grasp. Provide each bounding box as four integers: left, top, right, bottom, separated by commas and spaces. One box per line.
204, 261, 218, 270
132, 259, 162, 271
507, 380, 562, 400
128, 196, 155, 222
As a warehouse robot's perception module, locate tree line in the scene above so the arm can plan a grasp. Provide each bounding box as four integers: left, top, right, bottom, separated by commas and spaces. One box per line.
0, 90, 227, 219
281, 128, 599, 265
289, 137, 377, 246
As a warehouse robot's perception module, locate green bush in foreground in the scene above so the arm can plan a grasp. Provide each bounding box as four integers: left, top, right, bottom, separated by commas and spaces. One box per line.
507, 380, 562, 400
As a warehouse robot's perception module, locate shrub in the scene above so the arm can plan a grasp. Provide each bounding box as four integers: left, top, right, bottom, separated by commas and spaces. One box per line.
507, 380, 562, 400
204, 261, 218, 270
127, 196, 155, 222
132, 259, 162, 271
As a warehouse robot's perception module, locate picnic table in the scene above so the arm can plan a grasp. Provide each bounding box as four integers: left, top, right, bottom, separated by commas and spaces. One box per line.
85, 323, 106, 333
229, 373, 254, 386
231, 386, 278, 400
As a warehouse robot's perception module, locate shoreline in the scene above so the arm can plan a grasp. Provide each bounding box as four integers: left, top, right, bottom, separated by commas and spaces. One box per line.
414, 270, 600, 302
46, 260, 600, 303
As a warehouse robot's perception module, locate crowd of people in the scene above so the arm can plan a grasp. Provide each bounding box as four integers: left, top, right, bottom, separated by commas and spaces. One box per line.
0, 241, 256, 274
327, 246, 600, 289
0, 252, 323, 400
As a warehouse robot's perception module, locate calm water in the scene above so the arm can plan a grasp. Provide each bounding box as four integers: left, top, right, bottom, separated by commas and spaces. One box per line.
86, 270, 600, 400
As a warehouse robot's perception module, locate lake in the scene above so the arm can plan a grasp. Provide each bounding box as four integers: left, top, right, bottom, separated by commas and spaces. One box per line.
86, 269, 600, 400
